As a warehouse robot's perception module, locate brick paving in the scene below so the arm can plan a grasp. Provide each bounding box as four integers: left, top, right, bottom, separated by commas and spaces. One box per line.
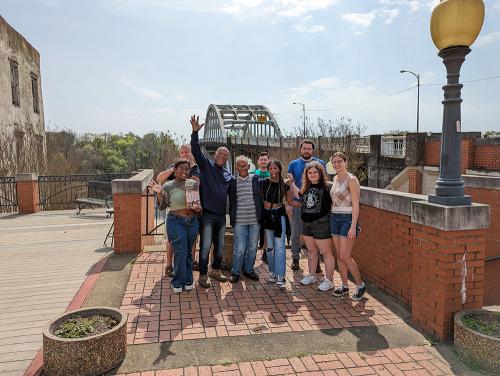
115, 345, 459, 375
121, 252, 403, 345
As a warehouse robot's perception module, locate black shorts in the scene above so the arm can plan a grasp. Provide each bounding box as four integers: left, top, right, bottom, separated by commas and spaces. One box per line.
301, 214, 331, 240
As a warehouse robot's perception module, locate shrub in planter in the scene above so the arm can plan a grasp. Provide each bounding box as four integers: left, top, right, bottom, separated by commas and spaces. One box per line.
43, 307, 127, 376
454, 309, 500, 374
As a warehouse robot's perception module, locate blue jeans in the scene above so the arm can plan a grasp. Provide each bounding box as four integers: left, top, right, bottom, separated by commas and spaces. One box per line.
166, 214, 199, 289
199, 211, 226, 275
265, 215, 287, 278
232, 223, 260, 276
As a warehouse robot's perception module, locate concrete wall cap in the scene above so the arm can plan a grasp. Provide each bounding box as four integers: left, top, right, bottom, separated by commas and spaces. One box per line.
15, 173, 38, 181
424, 166, 440, 172
463, 175, 500, 191
360, 186, 427, 216
112, 169, 154, 194
411, 201, 490, 231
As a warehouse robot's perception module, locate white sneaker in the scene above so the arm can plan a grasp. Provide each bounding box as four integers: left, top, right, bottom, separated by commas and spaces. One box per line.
267, 274, 277, 283
317, 278, 333, 292
276, 275, 286, 287
300, 274, 317, 285
173, 286, 182, 293
184, 284, 194, 291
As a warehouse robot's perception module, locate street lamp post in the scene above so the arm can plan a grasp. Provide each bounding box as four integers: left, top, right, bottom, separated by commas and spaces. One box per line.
293, 102, 306, 137
400, 70, 420, 133
428, 0, 485, 206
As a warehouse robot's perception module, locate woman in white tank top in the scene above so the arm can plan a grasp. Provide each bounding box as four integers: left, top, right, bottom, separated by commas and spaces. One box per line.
329, 152, 367, 301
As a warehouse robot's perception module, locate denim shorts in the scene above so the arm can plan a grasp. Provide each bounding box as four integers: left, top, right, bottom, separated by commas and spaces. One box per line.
301, 214, 331, 240
330, 213, 360, 238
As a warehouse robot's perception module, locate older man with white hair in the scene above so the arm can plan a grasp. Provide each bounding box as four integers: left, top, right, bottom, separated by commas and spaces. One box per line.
228, 155, 262, 283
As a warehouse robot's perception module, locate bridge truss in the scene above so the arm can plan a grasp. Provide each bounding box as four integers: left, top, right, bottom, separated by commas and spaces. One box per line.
201, 104, 282, 147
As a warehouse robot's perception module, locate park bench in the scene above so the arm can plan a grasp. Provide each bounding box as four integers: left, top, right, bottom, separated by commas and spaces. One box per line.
75, 181, 113, 216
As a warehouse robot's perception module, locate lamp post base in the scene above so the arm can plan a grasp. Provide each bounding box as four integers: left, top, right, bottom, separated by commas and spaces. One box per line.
428, 194, 471, 206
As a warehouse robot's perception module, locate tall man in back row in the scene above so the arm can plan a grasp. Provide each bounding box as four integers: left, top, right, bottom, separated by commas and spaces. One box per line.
287, 139, 326, 270
190, 115, 233, 288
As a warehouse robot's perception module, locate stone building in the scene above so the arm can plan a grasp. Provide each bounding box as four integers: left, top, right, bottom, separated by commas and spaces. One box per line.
0, 15, 46, 176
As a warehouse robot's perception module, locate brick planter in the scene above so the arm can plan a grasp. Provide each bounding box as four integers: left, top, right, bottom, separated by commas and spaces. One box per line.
454, 309, 500, 374
43, 307, 127, 376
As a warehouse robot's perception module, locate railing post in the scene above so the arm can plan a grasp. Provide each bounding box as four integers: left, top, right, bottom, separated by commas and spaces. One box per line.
15, 173, 40, 214
111, 169, 154, 254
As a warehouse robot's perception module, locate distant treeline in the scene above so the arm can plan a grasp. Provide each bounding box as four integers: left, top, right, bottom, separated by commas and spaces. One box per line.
46, 130, 180, 175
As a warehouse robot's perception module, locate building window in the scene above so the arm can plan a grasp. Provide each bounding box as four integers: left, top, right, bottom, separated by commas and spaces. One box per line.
10, 61, 20, 107
31, 74, 39, 113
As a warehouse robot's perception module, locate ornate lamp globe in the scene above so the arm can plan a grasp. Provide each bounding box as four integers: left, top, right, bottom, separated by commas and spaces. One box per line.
430, 0, 485, 50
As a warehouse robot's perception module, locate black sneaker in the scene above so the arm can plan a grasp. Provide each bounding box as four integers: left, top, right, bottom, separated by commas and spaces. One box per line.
332, 286, 349, 297
291, 258, 300, 271
351, 284, 367, 301
229, 274, 239, 283
243, 271, 259, 281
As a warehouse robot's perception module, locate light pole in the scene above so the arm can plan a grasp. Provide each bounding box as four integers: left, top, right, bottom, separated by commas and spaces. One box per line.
400, 70, 420, 133
428, 0, 485, 206
293, 102, 306, 137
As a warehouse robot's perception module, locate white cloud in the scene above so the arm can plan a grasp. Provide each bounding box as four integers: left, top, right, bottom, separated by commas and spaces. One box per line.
115, 75, 163, 100
341, 12, 376, 28
408, 1, 420, 12
494, 1, 500, 11
174, 94, 186, 100
113, 0, 339, 19
380, 8, 400, 23
475, 32, 500, 47
293, 16, 326, 33
271, 76, 443, 136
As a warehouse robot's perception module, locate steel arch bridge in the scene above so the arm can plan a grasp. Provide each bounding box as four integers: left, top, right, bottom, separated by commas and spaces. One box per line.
200, 104, 282, 149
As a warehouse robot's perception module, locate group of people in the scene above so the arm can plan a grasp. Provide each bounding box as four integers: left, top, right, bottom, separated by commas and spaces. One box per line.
149, 115, 367, 301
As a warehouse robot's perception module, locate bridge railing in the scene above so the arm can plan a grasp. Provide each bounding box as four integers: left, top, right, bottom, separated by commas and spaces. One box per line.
215, 136, 372, 154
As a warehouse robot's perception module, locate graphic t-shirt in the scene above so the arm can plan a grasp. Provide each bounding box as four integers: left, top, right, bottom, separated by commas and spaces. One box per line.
300, 183, 332, 222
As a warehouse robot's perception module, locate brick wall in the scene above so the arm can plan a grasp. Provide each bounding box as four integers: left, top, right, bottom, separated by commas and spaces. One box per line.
408, 169, 422, 194
424, 140, 440, 166
474, 145, 500, 171
465, 187, 500, 306
356, 206, 413, 307
411, 226, 485, 340
425, 137, 500, 172
16, 180, 40, 214
113, 191, 154, 253
356, 192, 487, 341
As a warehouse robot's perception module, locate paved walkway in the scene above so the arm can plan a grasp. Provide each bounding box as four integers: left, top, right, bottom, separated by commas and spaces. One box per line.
115, 345, 464, 375
0, 209, 112, 376
121, 253, 402, 345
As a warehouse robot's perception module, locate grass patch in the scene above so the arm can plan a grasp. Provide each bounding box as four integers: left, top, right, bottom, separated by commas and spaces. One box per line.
461, 311, 500, 338
54, 314, 118, 339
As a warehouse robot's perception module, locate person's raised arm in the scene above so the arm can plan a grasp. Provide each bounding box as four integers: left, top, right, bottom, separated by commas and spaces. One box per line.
190, 115, 208, 169
157, 166, 175, 184
286, 173, 300, 199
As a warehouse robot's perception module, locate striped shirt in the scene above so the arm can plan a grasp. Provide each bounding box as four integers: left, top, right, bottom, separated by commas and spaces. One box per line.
235, 175, 258, 224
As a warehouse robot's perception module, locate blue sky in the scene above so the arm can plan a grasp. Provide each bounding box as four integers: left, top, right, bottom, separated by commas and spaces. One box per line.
2, 0, 500, 139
